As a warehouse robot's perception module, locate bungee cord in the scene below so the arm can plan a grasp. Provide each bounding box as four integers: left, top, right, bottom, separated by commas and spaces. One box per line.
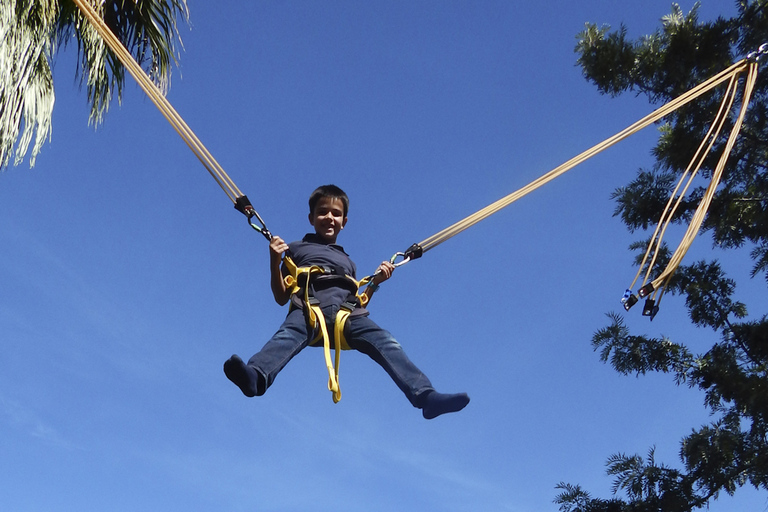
409, 58, 752, 257
628, 72, 741, 295
72, 0, 767, 320
628, 58, 761, 317
71, 0, 272, 240
393, 50, 765, 320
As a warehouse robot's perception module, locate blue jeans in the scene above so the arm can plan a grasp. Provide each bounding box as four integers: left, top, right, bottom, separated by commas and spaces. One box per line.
248, 306, 434, 407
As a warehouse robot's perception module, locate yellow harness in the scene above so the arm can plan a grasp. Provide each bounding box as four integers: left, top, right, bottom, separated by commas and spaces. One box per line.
282, 256, 373, 403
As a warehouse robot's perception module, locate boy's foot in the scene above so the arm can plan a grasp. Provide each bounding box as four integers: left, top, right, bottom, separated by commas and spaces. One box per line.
421, 391, 470, 420
223, 355, 261, 397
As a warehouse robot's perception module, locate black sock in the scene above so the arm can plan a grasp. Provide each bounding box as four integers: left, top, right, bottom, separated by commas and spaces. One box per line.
223, 355, 263, 397
421, 391, 470, 420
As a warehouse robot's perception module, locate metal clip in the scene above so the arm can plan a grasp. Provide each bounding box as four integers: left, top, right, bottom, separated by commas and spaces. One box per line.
638, 283, 655, 298
248, 218, 272, 241
623, 294, 639, 311
642, 298, 660, 320
748, 43, 768, 62
389, 252, 412, 268
235, 195, 272, 241
387, 243, 424, 268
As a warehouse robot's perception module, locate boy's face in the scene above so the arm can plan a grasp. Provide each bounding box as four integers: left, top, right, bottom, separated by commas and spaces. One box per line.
309, 196, 347, 243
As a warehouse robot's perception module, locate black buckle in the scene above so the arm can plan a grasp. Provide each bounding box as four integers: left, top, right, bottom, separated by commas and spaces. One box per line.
340, 292, 360, 312
234, 195, 254, 216
642, 298, 659, 320
404, 243, 423, 260
340, 301, 358, 312
638, 283, 655, 298
623, 294, 639, 311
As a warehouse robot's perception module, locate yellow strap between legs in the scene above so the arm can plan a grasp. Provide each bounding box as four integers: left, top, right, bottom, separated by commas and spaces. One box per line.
304, 304, 351, 404
283, 255, 363, 403
331, 309, 352, 403
307, 304, 342, 403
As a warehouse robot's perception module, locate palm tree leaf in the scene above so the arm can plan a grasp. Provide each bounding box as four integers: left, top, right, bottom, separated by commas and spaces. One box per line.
0, 0, 56, 168
0, 0, 189, 169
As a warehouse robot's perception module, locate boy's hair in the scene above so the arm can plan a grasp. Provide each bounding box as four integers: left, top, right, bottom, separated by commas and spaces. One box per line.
309, 184, 349, 217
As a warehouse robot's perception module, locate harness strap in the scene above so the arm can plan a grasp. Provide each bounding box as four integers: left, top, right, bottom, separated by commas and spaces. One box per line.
282, 256, 372, 402
302, 302, 340, 402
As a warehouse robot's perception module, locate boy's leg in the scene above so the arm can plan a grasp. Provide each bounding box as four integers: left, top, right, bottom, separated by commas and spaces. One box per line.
224, 308, 310, 397
344, 315, 469, 418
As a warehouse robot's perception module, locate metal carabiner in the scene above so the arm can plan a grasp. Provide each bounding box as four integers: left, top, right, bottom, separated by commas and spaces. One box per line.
389, 251, 412, 268
248, 220, 272, 241
234, 195, 272, 241
748, 43, 768, 62
389, 243, 423, 268
246, 211, 272, 242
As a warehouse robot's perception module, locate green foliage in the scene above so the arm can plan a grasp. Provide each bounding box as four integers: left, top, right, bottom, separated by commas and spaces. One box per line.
556, 450, 705, 512
592, 312, 695, 380
577, 1, 768, 280
558, 2, 768, 511
0, 0, 189, 168
1, 0, 56, 168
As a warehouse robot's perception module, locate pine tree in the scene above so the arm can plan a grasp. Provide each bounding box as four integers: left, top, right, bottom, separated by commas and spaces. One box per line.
556, 2, 768, 511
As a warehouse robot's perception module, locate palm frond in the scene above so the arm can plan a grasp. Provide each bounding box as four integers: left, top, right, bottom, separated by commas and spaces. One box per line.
0, 0, 189, 169
0, 0, 56, 168
61, 0, 190, 125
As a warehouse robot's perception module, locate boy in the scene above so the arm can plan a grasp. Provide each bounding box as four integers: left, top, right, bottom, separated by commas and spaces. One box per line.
224, 184, 469, 419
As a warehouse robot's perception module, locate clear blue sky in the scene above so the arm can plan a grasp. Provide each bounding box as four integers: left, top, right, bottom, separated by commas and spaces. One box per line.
1, 1, 765, 511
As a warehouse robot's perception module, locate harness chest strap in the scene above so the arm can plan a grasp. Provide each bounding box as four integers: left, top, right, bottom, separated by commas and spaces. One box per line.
282, 256, 372, 403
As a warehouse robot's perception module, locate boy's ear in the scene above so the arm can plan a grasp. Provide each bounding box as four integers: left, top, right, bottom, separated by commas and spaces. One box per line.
308, 212, 314, 225
341, 216, 348, 229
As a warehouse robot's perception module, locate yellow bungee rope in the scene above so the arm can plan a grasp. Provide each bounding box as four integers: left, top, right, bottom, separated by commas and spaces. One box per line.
71, 0, 272, 239
415, 59, 752, 255
73, 2, 767, 385
392, 52, 764, 321
73, 1, 380, 402
623, 60, 760, 317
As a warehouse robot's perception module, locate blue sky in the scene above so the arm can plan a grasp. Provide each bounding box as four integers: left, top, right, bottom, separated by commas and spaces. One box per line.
1, 1, 766, 511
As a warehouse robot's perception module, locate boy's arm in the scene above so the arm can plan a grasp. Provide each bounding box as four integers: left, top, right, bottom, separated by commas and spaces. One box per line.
363, 261, 395, 303
269, 236, 291, 306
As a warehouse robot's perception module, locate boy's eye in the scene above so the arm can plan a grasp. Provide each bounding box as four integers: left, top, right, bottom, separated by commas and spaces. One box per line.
314, 206, 343, 218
